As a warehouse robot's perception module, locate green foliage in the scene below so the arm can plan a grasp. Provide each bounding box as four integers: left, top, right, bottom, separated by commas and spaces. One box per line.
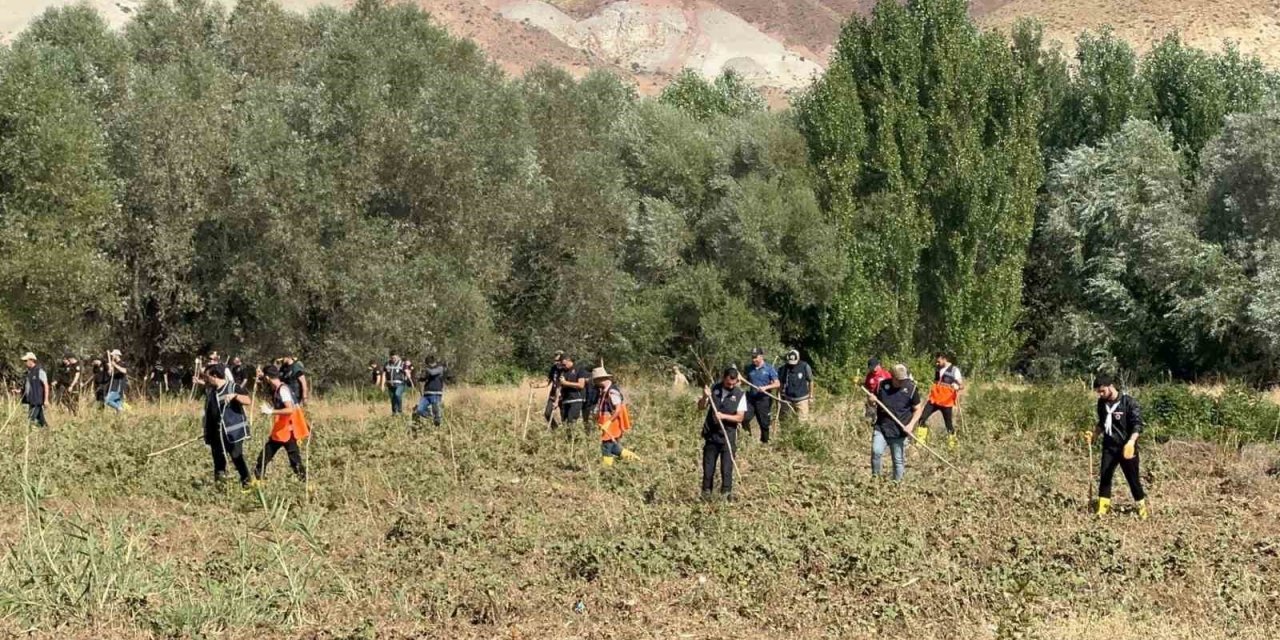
659, 68, 766, 121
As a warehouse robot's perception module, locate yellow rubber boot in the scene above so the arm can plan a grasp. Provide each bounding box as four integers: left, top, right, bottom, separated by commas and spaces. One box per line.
1137, 499, 1149, 520
620, 448, 642, 462
1095, 497, 1111, 516
916, 426, 930, 446
946, 433, 958, 450
600, 456, 615, 467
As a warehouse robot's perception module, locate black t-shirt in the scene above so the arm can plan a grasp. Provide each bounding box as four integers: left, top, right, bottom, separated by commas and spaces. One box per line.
150, 365, 167, 385
92, 363, 111, 388
547, 364, 563, 398
420, 365, 446, 393
59, 362, 81, 385
560, 367, 587, 402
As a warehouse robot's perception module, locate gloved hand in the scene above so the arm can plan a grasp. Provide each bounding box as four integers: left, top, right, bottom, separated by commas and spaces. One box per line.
1123, 442, 1136, 460
260, 403, 273, 416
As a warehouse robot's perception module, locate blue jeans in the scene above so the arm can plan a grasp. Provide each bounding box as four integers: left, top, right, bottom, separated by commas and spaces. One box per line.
388, 384, 405, 414
105, 390, 124, 412
414, 394, 443, 425
601, 440, 622, 458
871, 431, 907, 481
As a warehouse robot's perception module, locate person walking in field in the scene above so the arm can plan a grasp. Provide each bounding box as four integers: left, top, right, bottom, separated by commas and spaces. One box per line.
104, 349, 128, 412
280, 354, 309, 406
557, 354, 588, 429
146, 362, 168, 400
55, 354, 82, 414
862, 357, 892, 425
698, 366, 747, 502
1088, 375, 1149, 519
871, 364, 924, 481
412, 356, 447, 429
742, 347, 780, 443
18, 352, 49, 428
778, 349, 814, 423
918, 351, 963, 449
380, 352, 410, 415
254, 365, 309, 482
593, 367, 637, 466
541, 351, 565, 426
201, 364, 252, 488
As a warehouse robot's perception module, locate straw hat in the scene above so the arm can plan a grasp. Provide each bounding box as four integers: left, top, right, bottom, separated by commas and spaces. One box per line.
590, 366, 612, 381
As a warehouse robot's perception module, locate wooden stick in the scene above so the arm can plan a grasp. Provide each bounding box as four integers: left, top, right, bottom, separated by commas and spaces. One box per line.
691, 350, 743, 487
740, 379, 798, 409
859, 386, 962, 474
148, 436, 202, 458
520, 384, 535, 440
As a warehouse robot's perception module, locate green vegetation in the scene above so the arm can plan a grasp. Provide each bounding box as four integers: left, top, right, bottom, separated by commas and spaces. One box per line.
2, 0, 1280, 385
1, 383, 1277, 638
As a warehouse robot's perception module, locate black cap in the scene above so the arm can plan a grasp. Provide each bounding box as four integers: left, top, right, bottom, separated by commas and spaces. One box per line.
262, 365, 282, 379
750, 347, 765, 357
1093, 374, 1114, 390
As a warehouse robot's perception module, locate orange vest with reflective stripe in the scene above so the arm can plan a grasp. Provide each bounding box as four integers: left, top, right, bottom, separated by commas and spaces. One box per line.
596, 384, 632, 442
269, 386, 310, 443
927, 365, 961, 408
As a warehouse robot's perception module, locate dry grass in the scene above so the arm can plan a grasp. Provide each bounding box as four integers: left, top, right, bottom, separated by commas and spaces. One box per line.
0, 382, 1276, 638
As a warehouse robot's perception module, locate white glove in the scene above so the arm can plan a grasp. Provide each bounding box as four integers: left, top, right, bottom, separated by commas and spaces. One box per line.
260, 403, 273, 416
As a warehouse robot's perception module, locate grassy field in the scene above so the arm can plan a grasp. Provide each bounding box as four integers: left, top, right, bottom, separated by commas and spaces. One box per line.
0, 379, 1277, 639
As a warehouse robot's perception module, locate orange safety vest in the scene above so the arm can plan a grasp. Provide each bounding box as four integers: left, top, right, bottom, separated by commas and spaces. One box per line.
595, 384, 632, 442
269, 386, 311, 443
927, 364, 962, 408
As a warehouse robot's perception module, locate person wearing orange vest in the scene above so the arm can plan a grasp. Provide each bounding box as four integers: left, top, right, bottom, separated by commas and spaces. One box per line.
918, 352, 963, 449
592, 367, 638, 466
254, 365, 309, 483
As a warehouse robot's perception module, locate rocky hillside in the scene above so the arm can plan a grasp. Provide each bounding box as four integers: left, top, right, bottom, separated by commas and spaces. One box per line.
4, 0, 1278, 95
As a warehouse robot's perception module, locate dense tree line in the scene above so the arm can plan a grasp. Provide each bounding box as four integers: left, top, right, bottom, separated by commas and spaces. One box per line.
1, 0, 1277, 384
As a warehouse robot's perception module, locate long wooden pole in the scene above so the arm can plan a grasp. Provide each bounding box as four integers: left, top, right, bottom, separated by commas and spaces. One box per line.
859, 385, 962, 474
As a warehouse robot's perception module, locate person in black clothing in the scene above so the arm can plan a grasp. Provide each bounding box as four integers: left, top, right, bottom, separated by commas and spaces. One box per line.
18, 352, 49, 428
698, 366, 748, 502
90, 357, 110, 408
1090, 375, 1149, 519
367, 361, 380, 386
201, 364, 253, 487
55, 354, 82, 414
557, 355, 588, 429
229, 357, 253, 388
412, 356, 447, 429
280, 355, 308, 406
255, 365, 308, 482
542, 351, 565, 426
146, 363, 168, 400
778, 349, 814, 423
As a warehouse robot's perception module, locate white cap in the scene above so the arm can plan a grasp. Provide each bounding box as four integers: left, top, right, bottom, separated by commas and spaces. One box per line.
20, 352, 36, 362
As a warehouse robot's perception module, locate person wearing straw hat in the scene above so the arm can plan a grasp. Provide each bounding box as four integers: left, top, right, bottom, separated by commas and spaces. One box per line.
17, 352, 49, 428
592, 366, 637, 466
698, 366, 747, 501
201, 363, 252, 488
871, 364, 924, 481
103, 349, 128, 412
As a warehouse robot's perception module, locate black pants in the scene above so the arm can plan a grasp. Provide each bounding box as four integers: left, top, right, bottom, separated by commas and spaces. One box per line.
27, 405, 46, 428
919, 403, 955, 433
211, 439, 251, 484
256, 438, 307, 480
560, 400, 583, 425
702, 430, 738, 494
544, 395, 560, 426
744, 396, 773, 443
1099, 446, 1145, 501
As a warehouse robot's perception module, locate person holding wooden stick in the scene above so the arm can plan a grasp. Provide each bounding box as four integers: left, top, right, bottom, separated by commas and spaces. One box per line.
541, 350, 565, 427
743, 347, 779, 443
201, 364, 252, 488
592, 367, 637, 466
871, 364, 924, 481
698, 366, 747, 502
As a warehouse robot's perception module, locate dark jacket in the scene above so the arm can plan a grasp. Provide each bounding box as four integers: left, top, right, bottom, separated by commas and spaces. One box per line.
420, 365, 446, 394
1096, 393, 1143, 449
22, 366, 47, 406
779, 361, 814, 401
703, 382, 746, 444
875, 379, 920, 439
